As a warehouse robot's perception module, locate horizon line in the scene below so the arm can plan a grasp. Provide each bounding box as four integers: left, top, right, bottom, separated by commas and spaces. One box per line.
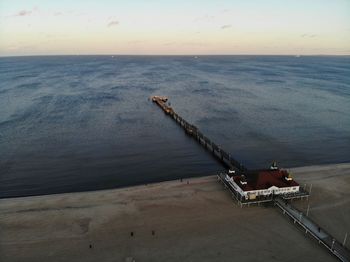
1, 53, 350, 58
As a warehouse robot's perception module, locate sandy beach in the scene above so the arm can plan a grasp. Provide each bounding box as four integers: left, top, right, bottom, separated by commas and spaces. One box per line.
1, 163, 349, 262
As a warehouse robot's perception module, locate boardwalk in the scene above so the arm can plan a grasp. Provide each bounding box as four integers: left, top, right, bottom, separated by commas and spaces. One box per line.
275, 198, 350, 262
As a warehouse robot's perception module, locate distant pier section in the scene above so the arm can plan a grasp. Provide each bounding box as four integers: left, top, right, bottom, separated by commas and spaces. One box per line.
151, 95, 247, 173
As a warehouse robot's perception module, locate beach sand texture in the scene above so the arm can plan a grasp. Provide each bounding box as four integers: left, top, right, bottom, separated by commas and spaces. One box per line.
1, 163, 349, 262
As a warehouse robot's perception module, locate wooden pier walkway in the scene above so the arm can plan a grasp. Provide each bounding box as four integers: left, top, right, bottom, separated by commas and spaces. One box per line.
151, 96, 247, 173
275, 198, 350, 262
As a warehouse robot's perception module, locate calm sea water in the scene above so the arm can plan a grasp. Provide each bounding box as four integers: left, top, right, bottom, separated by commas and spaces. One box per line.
0, 55, 349, 198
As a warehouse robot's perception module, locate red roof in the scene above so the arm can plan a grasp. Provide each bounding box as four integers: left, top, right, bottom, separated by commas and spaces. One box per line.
232, 169, 299, 192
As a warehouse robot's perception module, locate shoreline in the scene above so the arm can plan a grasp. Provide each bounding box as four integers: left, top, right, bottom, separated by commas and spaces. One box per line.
2, 162, 350, 200
1, 163, 349, 261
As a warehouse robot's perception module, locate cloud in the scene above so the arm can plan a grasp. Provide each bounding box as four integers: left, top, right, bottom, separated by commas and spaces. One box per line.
181, 42, 205, 46
301, 34, 317, 38
221, 24, 231, 29
6, 44, 36, 51
14, 10, 32, 17
194, 14, 215, 22
107, 20, 119, 27
128, 40, 144, 45
163, 42, 176, 46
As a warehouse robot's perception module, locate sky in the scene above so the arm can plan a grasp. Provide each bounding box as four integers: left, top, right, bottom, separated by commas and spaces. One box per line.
0, 0, 349, 56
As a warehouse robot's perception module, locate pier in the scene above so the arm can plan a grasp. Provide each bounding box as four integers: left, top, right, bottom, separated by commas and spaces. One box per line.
151, 96, 247, 173
151, 95, 308, 204
151, 96, 349, 262
275, 198, 350, 262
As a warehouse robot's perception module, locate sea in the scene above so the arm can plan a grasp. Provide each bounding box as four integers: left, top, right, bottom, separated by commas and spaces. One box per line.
0, 55, 349, 198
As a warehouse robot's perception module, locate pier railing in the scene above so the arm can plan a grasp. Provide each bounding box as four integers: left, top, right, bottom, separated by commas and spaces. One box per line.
275, 198, 350, 262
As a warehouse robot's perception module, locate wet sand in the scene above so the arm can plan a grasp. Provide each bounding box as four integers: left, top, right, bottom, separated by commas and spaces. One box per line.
1, 163, 349, 262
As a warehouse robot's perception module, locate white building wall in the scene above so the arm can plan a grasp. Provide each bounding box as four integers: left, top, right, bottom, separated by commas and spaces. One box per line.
225, 175, 300, 200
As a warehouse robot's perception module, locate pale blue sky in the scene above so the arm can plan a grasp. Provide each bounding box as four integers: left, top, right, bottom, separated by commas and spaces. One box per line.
1, 0, 349, 56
